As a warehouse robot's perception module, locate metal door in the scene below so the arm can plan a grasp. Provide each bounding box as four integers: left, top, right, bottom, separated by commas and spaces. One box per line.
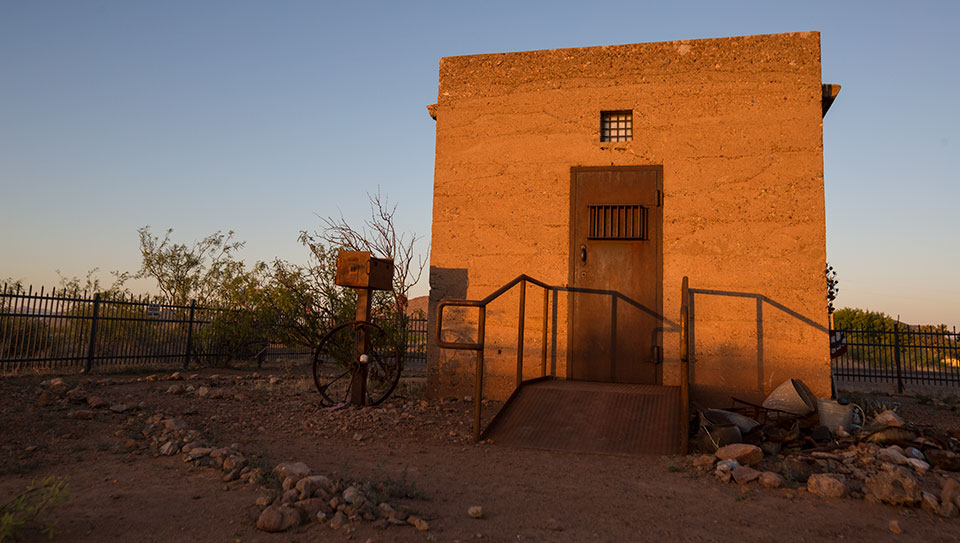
568, 166, 662, 384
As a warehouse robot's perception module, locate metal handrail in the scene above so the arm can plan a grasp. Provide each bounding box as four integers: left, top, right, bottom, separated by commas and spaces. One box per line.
435, 274, 552, 441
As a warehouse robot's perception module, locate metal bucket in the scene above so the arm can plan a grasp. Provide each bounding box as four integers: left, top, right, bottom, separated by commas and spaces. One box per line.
818, 399, 864, 434
762, 379, 817, 416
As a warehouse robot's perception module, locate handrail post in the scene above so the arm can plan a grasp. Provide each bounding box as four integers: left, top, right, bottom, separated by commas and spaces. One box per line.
184, 299, 196, 370
474, 306, 486, 442
516, 280, 526, 388
541, 286, 549, 378
679, 277, 690, 455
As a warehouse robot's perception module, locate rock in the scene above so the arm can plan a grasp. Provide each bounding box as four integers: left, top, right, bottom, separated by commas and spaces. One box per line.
715, 444, 763, 466
874, 410, 904, 427
888, 520, 902, 535
295, 498, 330, 519
296, 475, 332, 500
468, 505, 483, 519
256, 505, 301, 533
328, 511, 347, 529
878, 448, 908, 465
196, 386, 210, 398
66, 388, 87, 402
906, 458, 929, 474
222, 455, 248, 472
408, 515, 429, 531
781, 458, 816, 483
170, 372, 182, 380
159, 441, 180, 456
732, 466, 761, 484
48, 378, 71, 396
921, 491, 939, 512
937, 502, 959, 518
162, 418, 187, 430
904, 447, 924, 461
188, 447, 212, 459
87, 396, 107, 408
759, 472, 784, 489
68, 409, 95, 420
866, 471, 921, 505
715, 459, 739, 472
692, 455, 716, 469
342, 486, 362, 505
941, 478, 960, 507
281, 489, 299, 505
223, 469, 240, 483
810, 426, 832, 442
255, 495, 274, 507
37, 390, 58, 406
269, 377, 281, 385
807, 474, 847, 498
185, 385, 196, 392
166, 384, 184, 395
110, 404, 131, 413
274, 462, 311, 483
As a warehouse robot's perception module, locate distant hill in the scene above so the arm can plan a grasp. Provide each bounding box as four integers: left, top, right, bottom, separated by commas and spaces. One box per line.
407, 296, 428, 317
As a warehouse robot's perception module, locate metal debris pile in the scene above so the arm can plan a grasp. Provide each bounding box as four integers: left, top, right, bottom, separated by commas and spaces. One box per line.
689, 379, 960, 517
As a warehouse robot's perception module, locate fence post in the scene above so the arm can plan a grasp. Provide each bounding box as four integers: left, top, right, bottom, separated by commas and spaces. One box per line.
894, 319, 904, 393
184, 299, 196, 370
83, 293, 100, 375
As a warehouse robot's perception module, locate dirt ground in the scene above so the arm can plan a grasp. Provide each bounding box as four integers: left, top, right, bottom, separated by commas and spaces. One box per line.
2, 366, 960, 542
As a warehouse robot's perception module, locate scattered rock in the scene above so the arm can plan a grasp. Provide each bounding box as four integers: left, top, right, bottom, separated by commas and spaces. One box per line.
888, 519, 902, 535
759, 472, 783, 489
295, 498, 330, 519
878, 448, 908, 466
732, 466, 761, 484
906, 458, 929, 474
866, 471, 921, 505
68, 409, 95, 420
222, 455, 248, 472
159, 441, 180, 456
223, 469, 240, 483
937, 502, 959, 518
167, 384, 184, 395
66, 388, 87, 402
274, 461, 311, 483
37, 390, 58, 406
328, 511, 347, 530
296, 475, 332, 500
807, 474, 847, 498
874, 410, 904, 427
196, 386, 210, 398
87, 396, 107, 409
941, 478, 960, 507
921, 491, 939, 512
256, 505, 301, 533
163, 418, 187, 430
692, 454, 716, 469
280, 489, 299, 505
48, 378, 71, 396
407, 515, 429, 531
715, 444, 763, 466
468, 505, 483, 519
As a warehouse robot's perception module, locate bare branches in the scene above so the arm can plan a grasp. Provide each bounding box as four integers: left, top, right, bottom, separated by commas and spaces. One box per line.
315, 189, 428, 315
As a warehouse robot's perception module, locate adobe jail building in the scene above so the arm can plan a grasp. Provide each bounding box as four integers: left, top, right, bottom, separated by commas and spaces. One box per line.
426, 32, 839, 408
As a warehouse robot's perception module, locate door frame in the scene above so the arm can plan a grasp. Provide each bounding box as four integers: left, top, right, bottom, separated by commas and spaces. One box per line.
566, 165, 664, 383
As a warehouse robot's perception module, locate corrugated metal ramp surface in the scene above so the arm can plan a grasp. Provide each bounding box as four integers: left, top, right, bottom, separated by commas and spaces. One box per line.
483, 379, 681, 456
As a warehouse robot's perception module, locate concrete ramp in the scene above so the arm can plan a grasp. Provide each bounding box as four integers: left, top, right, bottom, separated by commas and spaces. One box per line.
483, 379, 681, 456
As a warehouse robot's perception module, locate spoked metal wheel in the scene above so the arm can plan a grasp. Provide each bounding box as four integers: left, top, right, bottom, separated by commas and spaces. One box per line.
312, 320, 403, 407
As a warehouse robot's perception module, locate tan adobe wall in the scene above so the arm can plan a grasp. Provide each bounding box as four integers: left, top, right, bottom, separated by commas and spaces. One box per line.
427, 32, 831, 407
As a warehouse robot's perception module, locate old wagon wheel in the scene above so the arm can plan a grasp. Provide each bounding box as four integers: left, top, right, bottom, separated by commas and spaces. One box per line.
312, 320, 403, 407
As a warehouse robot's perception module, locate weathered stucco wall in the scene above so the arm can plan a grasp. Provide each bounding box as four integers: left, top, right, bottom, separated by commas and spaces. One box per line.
427, 32, 831, 406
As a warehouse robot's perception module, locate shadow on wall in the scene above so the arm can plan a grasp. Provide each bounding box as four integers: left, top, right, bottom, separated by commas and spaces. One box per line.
687, 287, 829, 402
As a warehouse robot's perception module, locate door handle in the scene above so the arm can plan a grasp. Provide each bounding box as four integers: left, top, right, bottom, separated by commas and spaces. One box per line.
580, 244, 587, 264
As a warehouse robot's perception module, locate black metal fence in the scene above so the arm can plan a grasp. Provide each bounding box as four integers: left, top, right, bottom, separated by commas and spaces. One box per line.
1, 285, 428, 375
831, 324, 960, 391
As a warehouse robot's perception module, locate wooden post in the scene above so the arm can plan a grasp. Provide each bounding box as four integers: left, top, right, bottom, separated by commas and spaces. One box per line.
679, 277, 690, 455
351, 288, 373, 406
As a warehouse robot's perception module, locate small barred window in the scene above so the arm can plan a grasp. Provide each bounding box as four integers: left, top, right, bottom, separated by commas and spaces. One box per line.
600, 110, 633, 142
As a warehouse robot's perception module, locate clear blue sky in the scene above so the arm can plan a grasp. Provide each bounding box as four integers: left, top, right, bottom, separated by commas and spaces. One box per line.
1, 1, 957, 327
